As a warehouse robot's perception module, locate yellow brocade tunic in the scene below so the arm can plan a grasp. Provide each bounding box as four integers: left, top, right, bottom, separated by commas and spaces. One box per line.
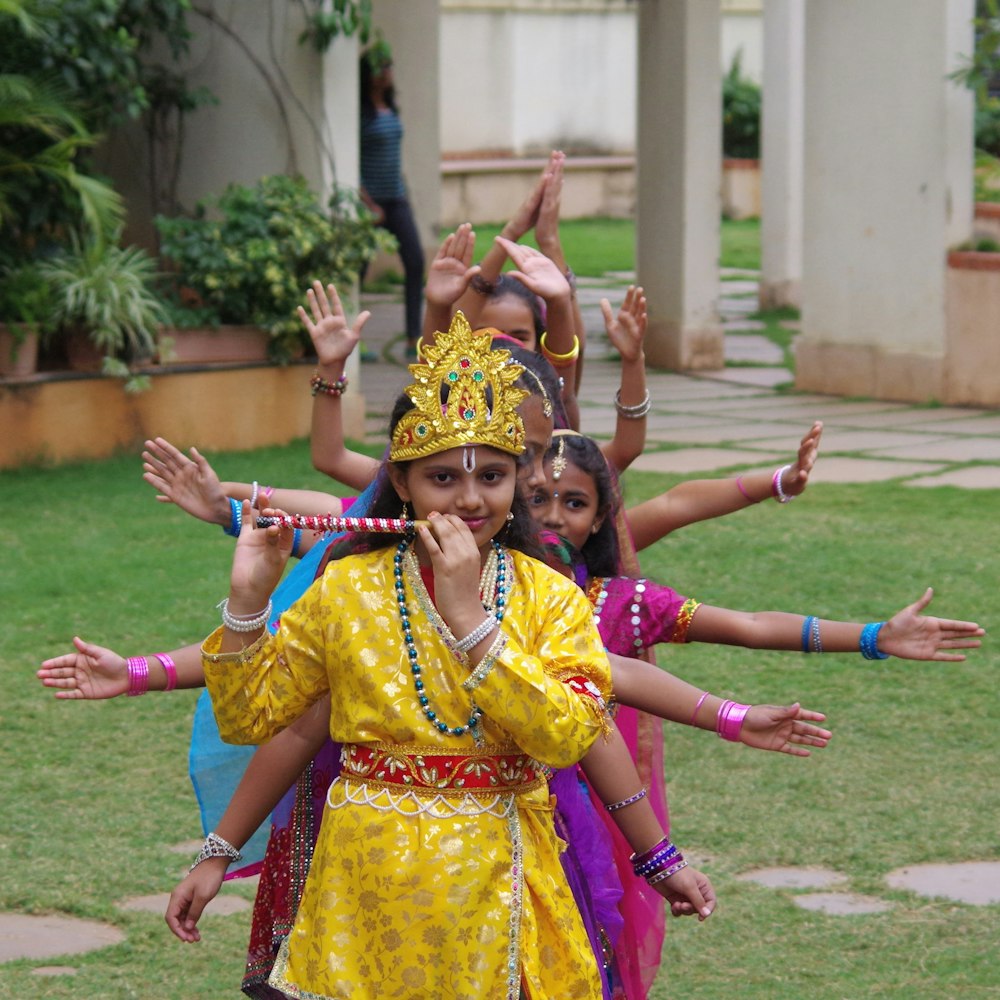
203, 547, 611, 1000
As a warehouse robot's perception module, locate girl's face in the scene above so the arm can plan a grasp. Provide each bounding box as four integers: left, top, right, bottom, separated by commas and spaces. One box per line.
527, 458, 604, 552
517, 394, 554, 492
477, 295, 537, 350
389, 446, 517, 556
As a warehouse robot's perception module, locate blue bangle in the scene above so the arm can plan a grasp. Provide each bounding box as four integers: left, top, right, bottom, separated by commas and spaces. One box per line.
291, 527, 303, 558
223, 497, 242, 537
860, 621, 890, 660
801, 616, 814, 653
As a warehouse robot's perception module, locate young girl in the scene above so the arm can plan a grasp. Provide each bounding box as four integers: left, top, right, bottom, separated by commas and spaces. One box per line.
196, 318, 714, 999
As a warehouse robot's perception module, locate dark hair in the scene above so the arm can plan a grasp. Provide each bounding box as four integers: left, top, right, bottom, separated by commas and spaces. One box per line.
489, 274, 544, 343
327, 390, 544, 562
545, 434, 621, 578
503, 343, 569, 429
359, 53, 397, 119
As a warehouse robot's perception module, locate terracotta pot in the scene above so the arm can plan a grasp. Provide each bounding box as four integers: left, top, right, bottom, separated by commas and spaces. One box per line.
156, 325, 271, 364
64, 330, 106, 372
0, 323, 39, 377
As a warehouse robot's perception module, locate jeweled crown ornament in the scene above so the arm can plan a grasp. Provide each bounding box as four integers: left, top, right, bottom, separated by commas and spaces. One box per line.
390, 311, 528, 461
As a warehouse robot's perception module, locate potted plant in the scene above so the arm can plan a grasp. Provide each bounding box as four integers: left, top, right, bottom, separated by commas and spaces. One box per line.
0, 263, 47, 377
40, 233, 169, 372
155, 174, 388, 362
721, 52, 761, 220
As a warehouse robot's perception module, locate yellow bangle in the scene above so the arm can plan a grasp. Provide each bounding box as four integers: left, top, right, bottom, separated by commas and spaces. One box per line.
414, 336, 426, 360
539, 332, 580, 367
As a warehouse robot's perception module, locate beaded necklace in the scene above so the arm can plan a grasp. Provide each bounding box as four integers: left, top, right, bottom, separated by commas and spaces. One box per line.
393, 537, 508, 738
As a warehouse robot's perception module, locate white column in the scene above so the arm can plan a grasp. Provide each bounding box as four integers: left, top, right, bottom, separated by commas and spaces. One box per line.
795, 0, 975, 401
759, 0, 804, 310
636, 0, 723, 370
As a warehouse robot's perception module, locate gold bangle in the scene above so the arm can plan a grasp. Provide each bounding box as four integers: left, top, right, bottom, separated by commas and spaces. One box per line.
539, 332, 580, 367
414, 336, 426, 360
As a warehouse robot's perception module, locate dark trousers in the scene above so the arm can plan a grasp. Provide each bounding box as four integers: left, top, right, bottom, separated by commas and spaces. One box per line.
373, 197, 424, 343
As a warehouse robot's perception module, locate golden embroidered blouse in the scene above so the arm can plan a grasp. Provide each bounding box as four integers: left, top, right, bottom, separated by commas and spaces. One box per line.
202, 547, 611, 1000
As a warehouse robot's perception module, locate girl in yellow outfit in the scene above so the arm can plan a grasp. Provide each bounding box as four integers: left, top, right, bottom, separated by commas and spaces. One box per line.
201, 317, 712, 999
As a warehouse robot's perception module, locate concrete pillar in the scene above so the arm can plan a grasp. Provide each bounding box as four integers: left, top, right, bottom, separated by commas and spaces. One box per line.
795, 0, 975, 402
636, 0, 723, 371
758, 0, 804, 310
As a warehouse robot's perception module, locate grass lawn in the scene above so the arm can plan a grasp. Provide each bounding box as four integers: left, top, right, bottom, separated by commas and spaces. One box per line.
2, 437, 997, 997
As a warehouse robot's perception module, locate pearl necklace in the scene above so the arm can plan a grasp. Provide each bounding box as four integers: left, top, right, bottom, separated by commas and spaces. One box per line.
393, 538, 508, 738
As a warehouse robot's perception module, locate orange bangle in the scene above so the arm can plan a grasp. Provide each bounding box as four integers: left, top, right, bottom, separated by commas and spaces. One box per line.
539, 332, 580, 368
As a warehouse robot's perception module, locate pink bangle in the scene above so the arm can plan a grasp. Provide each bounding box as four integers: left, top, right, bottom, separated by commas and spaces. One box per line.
126, 656, 149, 696
154, 652, 178, 692
690, 691, 710, 727
716, 699, 751, 742
735, 477, 753, 502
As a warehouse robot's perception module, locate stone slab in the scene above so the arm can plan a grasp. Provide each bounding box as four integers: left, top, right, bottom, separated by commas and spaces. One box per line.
821, 407, 991, 429
0, 913, 125, 962
117, 892, 251, 916
629, 448, 787, 475
905, 466, 1000, 489
737, 867, 847, 889
724, 335, 785, 364
643, 421, 806, 445
801, 457, 947, 484
885, 861, 1000, 905
722, 319, 766, 331
690, 367, 794, 389
751, 429, 953, 453
873, 437, 1000, 462
792, 893, 893, 915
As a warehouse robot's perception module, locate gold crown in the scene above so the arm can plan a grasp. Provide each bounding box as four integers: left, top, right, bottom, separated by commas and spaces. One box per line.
390, 312, 528, 462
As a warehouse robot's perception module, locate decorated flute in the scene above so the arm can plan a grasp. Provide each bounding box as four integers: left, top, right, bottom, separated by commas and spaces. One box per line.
255, 514, 425, 533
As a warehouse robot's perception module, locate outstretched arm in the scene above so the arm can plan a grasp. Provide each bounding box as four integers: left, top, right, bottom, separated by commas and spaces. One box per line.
608, 652, 832, 757
166, 697, 331, 943
686, 588, 984, 661
626, 421, 824, 553
580, 723, 715, 920
299, 281, 380, 491
38, 638, 205, 698
597, 285, 648, 474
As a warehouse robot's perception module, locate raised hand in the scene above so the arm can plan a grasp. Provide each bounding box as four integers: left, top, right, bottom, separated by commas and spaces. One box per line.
601, 285, 648, 362
297, 281, 369, 369
534, 150, 567, 264
495, 236, 572, 303
504, 164, 548, 243
164, 857, 228, 944
38, 636, 129, 700
740, 703, 833, 757
877, 588, 985, 661
780, 421, 823, 499
424, 223, 481, 309
143, 437, 230, 527
228, 502, 296, 612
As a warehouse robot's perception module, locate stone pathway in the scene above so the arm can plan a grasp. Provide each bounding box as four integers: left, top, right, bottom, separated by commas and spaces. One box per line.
5, 267, 998, 969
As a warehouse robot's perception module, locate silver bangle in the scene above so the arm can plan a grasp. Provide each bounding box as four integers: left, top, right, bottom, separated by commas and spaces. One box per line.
646, 859, 688, 885
606, 787, 647, 813
188, 831, 243, 873
249, 480, 259, 508
454, 616, 497, 654
614, 388, 651, 420
462, 631, 508, 692
218, 597, 273, 633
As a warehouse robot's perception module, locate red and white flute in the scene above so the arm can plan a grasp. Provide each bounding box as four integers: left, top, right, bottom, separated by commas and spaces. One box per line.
255, 514, 424, 533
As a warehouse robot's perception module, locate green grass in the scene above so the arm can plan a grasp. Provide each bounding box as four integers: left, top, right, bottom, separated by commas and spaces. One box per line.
436, 216, 761, 278
2, 440, 997, 997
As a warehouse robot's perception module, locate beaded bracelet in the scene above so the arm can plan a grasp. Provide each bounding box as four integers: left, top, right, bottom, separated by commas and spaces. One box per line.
126, 656, 149, 696
716, 699, 751, 742
772, 464, 794, 503
218, 598, 273, 633
606, 788, 647, 813
153, 652, 178, 692
539, 332, 580, 369
249, 480, 260, 509
310, 372, 348, 397
646, 859, 688, 885
462, 631, 508, 692
860, 621, 890, 660
633, 844, 680, 878
223, 496, 242, 537
810, 615, 823, 653
614, 388, 651, 420
188, 831, 243, 873
454, 616, 497, 654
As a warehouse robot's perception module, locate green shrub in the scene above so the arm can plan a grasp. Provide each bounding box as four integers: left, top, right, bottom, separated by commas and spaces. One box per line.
156, 175, 390, 360
722, 52, 761, 159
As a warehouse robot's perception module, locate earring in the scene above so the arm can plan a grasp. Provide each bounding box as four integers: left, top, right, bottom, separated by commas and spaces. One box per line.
506, 511, 514, 523
401, 502, 409, 522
